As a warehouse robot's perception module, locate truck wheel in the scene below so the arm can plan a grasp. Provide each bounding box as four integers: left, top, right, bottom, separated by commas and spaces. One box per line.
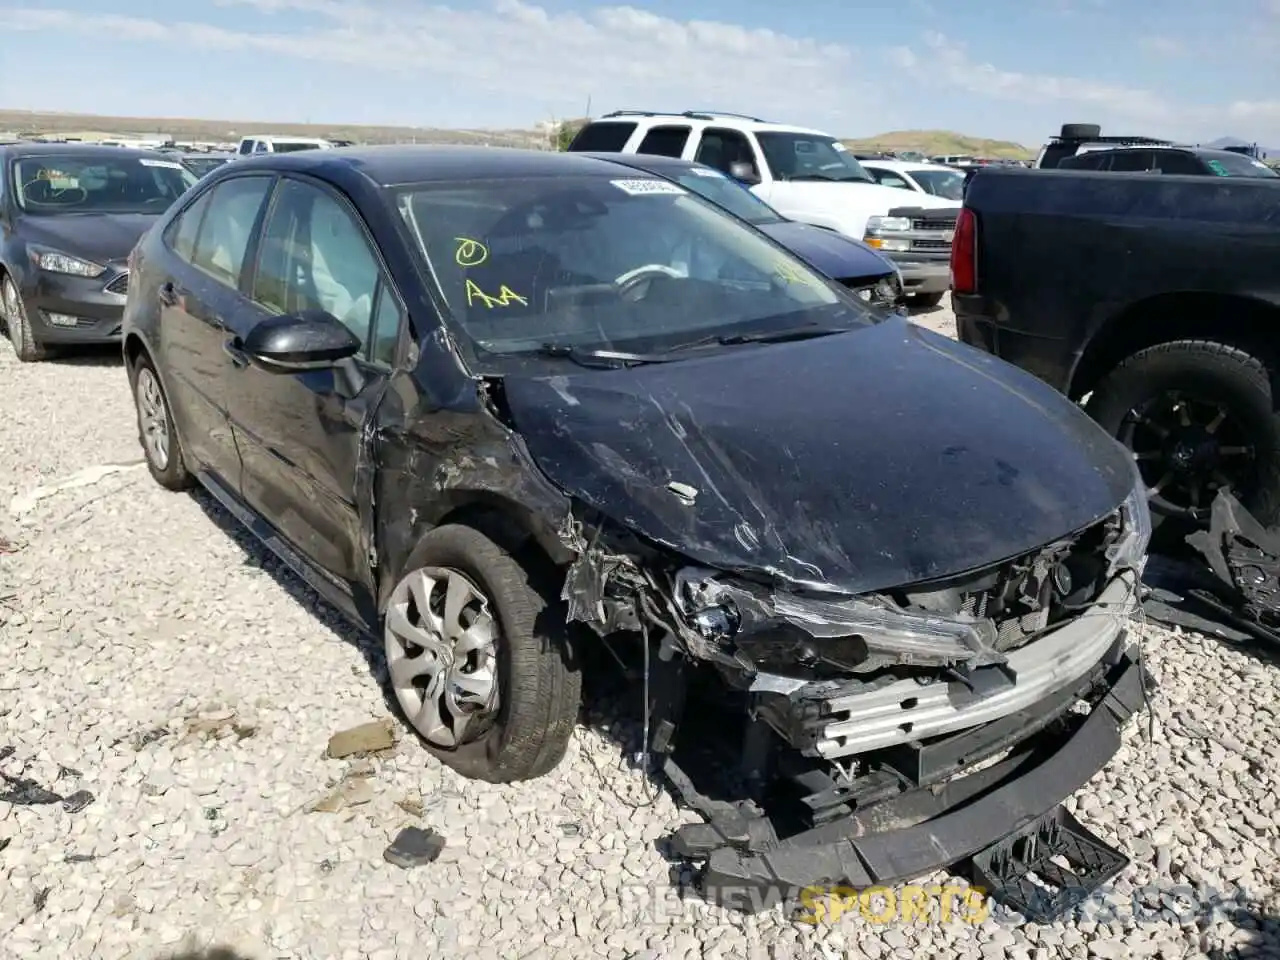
1060, 123, 1101, 140
383, 524, 581, 783
906, 292, 945, 310
1085, 340, 1280, 526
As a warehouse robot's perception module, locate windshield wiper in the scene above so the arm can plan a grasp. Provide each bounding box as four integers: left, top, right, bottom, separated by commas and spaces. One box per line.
532, 343, 674, 368
787, 173, 872, 184
664, 323, 852, 352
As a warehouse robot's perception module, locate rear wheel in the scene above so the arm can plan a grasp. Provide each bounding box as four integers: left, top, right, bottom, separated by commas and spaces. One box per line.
383, 524, 581, 783
1085, 340, 1280, 527
2, 276, 48, 362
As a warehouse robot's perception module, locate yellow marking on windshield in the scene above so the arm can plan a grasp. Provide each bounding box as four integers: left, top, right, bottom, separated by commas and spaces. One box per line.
774, 261, 812, 285
455, 237, 489, 267
466, 278, 527, 308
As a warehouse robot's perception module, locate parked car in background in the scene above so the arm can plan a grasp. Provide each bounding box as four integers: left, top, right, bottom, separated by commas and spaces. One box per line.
183, 153, 236, 178
928, 154, 976, 167
1033, 123, 1173, 169
861, 159, 967, 201
565, 111, 959, 306
953, 165, 1280, 529
122, 145, 1150, 910
234, 135, 335, 157
0, 143, 196, 361
1057, 145, 1279, 178
583, 152, 903, 307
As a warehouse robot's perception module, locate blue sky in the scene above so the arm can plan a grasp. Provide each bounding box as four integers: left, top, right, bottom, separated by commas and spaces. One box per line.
2, 0, 1277, 146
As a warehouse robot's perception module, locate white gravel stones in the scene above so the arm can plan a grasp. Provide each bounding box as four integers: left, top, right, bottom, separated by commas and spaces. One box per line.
2, 307, 1279, 959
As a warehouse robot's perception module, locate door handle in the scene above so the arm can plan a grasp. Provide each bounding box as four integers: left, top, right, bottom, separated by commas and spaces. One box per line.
223, 335, 250, 369
158, 281, 179, 307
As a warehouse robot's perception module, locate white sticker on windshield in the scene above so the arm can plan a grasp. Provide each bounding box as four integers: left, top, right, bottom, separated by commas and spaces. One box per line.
610, 178, 686, 196
689, 167, 725, 177
139, 159, 185, 169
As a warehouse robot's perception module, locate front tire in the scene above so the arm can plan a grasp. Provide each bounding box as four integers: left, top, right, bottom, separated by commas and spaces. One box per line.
1085, 339, 1280, 527
2, 276, 48, 362
130, 352, 194, 491
383, 524, 581, 783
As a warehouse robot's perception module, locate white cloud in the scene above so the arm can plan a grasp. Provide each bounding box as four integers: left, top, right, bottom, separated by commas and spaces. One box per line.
887, 30, 1280, 142
0, 0, 881, 129
1138, 35, 1185, 57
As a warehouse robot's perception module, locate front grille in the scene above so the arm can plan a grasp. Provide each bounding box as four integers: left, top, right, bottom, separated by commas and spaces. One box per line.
949, 514, 1119, 652
104, 272, 129, 295
911, 238, 952, 250
911, 216, 958, 232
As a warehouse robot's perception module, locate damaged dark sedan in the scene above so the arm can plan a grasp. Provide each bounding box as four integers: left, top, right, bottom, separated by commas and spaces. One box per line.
122, 145, 1153, 915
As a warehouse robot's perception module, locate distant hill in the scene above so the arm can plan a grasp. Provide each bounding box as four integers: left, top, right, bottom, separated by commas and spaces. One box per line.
840, 130, 1033, 161
0, 108, 556, 149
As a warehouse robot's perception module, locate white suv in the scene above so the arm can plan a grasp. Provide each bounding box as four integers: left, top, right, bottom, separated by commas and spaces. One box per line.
567, 111, 959, 306
234, 135, 336, 157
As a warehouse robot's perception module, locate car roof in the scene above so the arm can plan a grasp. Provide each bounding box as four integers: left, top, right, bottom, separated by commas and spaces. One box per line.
586, 112, 831, 138
218, 144, 663, 188
576, 151, 707, 174
0, 142, 184, 161
241, 134, 331, 142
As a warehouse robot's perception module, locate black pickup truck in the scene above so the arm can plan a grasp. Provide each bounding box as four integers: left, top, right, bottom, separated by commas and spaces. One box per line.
952, 167, 1280, 530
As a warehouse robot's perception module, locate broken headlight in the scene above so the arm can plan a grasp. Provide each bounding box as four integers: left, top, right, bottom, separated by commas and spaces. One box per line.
1105, 464, 1152, 578
673, 567, 1003, 675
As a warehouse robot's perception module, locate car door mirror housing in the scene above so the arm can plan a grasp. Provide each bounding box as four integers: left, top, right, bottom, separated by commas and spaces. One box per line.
242, 310, 362, 372
729, 161, 761, 185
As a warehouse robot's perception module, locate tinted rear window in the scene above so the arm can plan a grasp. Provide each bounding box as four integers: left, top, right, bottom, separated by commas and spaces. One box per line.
566, 122, 637, 153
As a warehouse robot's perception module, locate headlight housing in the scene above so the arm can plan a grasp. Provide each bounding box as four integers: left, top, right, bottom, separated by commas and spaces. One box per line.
872, 273, 902, 306
865, 215, 911, 234
1106, 462, 1152, 577
30, 247, 106, 278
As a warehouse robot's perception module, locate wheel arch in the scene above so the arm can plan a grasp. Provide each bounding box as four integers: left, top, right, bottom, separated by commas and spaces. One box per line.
1069, 292, 1280, 402
377, 489, 575, 613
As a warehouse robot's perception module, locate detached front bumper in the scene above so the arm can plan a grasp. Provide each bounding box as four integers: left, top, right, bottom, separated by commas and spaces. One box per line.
21, 265, 128, 345
696, 646, 1149, 911
893, 256, 951, 296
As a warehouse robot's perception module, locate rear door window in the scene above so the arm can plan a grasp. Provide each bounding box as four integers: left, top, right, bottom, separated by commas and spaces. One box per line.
566, 122, 638, 152
189, 176, 274, 287
1107, 150, 1156, 172
694, 128, 758, 177
636, 125, 692, 158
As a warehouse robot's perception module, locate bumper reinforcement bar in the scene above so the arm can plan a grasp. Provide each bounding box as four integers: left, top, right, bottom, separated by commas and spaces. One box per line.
681, 649, 1149, 919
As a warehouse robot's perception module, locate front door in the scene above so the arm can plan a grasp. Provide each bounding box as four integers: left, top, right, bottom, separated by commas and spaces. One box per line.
157, 174, 274, 488
227, 174, 405, 592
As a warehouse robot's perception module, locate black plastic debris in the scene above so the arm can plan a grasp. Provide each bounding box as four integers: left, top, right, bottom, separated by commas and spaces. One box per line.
1144, 489, 1280, 648
0, 747, 96, 814
383, 827, 446, 868
968, 804, 1129, 922
64, 852, 96, 863
32, 888, 49, 913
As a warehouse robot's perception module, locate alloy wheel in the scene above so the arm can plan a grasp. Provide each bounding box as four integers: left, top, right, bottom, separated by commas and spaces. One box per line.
384, 567, 501, 747
1119, 389, 1257, 521
135, 367, 171, 470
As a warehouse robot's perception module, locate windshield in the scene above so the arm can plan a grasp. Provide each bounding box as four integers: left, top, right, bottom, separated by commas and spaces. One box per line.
755, 133, 874, 183
1202, 152, 1279, 178
12, 154, 196, 214
272, 141, 326, 153
394, 175, 874, 360
666, 167, 782, 225
908, 168, 966, 200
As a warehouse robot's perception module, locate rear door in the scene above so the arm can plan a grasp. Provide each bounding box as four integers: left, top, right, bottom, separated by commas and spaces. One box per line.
227, 174, 406, 594
155, 174, 275, 488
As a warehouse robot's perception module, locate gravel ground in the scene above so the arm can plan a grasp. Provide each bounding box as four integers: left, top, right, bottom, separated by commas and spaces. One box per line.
2, 302, 1278, 960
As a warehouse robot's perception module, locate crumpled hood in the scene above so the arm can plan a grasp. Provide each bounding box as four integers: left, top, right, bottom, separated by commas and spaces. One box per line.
18, 213, 160, 265
757, 221, 896, 282
503, 317, 1136, 594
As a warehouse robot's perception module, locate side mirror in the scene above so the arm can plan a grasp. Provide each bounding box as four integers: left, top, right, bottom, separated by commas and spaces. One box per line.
729, 161, 761, 185
241, 310, 361, 372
